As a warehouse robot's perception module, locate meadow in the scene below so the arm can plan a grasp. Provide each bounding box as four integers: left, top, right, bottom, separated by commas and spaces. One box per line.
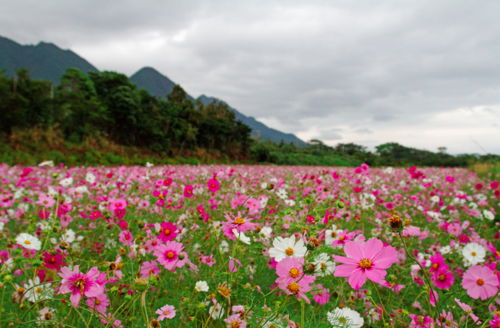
0, 162, 498, 327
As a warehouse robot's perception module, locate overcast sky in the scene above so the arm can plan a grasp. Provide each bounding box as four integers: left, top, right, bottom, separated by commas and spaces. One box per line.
1, 1, 500, 154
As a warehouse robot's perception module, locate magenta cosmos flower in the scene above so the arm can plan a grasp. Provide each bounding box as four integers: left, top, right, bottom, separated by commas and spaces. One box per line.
408, 314, 434, 327
158, 222, 177, 242
183, 185, 193, 198
222, 211, 256, 238
207, 178, 219, 193
333, 238, 398, 290
153, 241, 188, 271
432, 268, 455, 290
462, 265, 499, 300
58, 265, 105, 308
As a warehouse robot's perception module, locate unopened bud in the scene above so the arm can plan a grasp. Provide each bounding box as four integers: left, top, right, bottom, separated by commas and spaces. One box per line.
138, 221, 145, 229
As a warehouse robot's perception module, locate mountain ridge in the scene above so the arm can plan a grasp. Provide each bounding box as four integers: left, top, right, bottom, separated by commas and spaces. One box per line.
0, 35, 306, 146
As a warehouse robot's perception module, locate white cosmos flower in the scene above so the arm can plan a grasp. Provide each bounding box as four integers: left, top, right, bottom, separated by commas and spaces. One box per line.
25, 277, 51, 302
324, 227, 342, 246
462, 243, 485, 265
268, 235, 307, 262
276, 188, 288, 200
327, 307, 364, 328
146, 162, 154, 168
38, 160, 54, 167
232, 229, 251, 245
219, 241, 229, 253
61, 229, 75, 243
85, 172, 96, 184
313, 253, 336, 276
259, 226, 273, 239
1, 258, 14, 272
439, 245, 452, 254
260, 182, 268, 189
209, 303, 224, 319
15, 233, 41, 250
195, 281, 209, 292
36, 221, 50, 231
284, 199, 295, 207
59, 177, 73, 188
483, 210, 495, 221
47, 187, 57, 198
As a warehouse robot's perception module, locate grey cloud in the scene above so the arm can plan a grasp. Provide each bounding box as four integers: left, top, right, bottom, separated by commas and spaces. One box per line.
354, 128, 374, 134
320, 129, 342, 140
1, 1, 500, 153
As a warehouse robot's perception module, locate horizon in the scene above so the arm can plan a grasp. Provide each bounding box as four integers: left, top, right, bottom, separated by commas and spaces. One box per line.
1, 1, 499, 155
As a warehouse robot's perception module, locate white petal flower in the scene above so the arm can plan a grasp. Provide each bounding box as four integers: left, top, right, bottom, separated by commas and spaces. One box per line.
38, 160, 54, 167
232, 229, 251, 245
195, 281, 209, 292
462, 243, 485, 265
59, 177, 73, 188
85, 172, 96, 184
483, 210, 495, 221
313, 253, 336, 276
219, 241, 229, 253
268, 235, 307, 262
15, 233, 41, 250
209, 303, 224, 319
327, 307, 364, 328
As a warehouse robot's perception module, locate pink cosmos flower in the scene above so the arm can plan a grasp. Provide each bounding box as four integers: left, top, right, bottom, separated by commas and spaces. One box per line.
490, 314, 500, 328
158, 222, 177, 242
408, 314, 434, 327
432, 268, 454, 290
224, 314, 247, 328
100, 313, 123, 328
379, 280, 405, 293
153, 241, 188, 271
462, 265, 499, 300
118, 230, 133, 246
275, 257, 304, 284
156, 304, 176, 321
447, 223, 462, 236
207, 178, 219, 193
229, 258, 242, 273
58, 265, 104, 308
201, 254, 216, 267
330, 230, 357, 247
86, 292, 110, 314
437, 310, 458, 328
140, 260, 160, 279
183, 185, 193, 198
333, 238, 398, 290
312, 284, 330, 305
278, 275, 316, 304
109, 199, 127, 211
222, 211, 256, 238
36, 193, 55, 208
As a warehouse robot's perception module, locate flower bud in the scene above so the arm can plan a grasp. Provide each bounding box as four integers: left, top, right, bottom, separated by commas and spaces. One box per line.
337, 200, 345, 209
138, 220, 146, 229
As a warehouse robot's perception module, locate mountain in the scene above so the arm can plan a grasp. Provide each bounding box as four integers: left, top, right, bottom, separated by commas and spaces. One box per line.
129, 67, 307, 146
129, 67, 194, 102
197, 95, 307, 146
0, 36, 98, 84
0, 35, 307, 146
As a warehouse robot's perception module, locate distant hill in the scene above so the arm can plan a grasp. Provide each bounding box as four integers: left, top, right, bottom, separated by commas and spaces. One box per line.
197, 95, 307, 146
0, 35, 307, 146
129, 66, 194, 102
129, 67, 307, 146
0, 36, 98, 84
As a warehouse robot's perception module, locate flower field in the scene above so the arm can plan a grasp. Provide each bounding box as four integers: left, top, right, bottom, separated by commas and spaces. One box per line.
0, 162, 499, 327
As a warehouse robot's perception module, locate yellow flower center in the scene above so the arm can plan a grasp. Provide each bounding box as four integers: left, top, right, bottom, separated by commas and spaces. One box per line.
231, 322, 240, 328
164, 311, 169, 315
331, 232, 337, 238
164, 229, 171, 235
339, 236, 345, 241
289, 268, 300, 278
285, 247, 294, 256
24, 240, 31, 245
36, 287, 42, 294
471, 252, 476, 256
359, 259, 372, 269
476, 279, 484, 286
432, 263, 439, 270
287, 282, 300, 294
439, 275, 446, 281
166, 252, 175, 259
96, 299, 101, 305
234, 217, 245, 225
339, 317, 346, 323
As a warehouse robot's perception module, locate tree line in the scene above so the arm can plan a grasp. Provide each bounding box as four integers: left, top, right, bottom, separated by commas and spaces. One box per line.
0, 68, 252, 159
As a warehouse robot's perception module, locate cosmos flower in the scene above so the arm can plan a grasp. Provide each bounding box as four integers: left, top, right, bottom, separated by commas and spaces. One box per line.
156, 304, 176, 321
462, 265, 499, 300
333, 238, 398, 290
58, 265, 104, 308
327, 307, 364, 328
268, 235, 307, 262
153, 241, 188, 271
15, 233, 41, 251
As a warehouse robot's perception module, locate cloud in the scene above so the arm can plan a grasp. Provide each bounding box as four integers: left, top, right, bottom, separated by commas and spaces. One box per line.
1, 1, 500, 153
354, 128, 374, 134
